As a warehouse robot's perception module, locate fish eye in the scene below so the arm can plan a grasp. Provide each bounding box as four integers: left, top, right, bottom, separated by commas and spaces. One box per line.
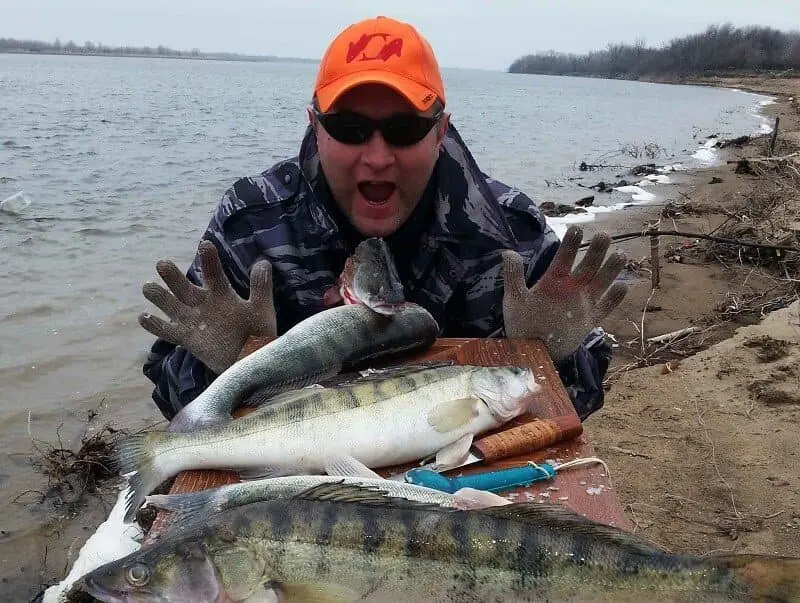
125, 563, 151, 587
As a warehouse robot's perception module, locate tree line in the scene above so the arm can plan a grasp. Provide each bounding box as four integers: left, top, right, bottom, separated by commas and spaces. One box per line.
508, 23, 800, 78
0, 37, 315, 63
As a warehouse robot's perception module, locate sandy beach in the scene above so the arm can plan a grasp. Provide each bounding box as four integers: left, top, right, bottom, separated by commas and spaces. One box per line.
14, 74, 800, 601
586, 75, 800, 558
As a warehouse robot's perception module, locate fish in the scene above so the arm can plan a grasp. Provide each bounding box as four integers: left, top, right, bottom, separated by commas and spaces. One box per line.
115, 362, 539, 522
79, 482, 800, 603
336, 235, 406, 313
144, 475, 513, 524
166, 237, 439, 433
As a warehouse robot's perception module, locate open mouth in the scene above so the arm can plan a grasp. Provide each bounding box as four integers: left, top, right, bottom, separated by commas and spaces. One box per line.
367, 300, 406, 315
358, 181, 396, 204
81, 577, 127, 603
340, 284, 405, 315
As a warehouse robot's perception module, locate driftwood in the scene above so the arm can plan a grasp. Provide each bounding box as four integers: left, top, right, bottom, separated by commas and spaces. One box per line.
646, 327, 702, 344
579, 229, 800, 253
729, 152, 800, 179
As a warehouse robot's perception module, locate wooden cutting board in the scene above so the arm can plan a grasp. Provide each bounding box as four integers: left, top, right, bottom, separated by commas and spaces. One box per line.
144, 337, 632, 544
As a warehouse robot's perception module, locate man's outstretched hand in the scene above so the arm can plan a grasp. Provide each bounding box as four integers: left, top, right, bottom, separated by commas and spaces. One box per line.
502, 226, 627, 362
138, 240, 277, 374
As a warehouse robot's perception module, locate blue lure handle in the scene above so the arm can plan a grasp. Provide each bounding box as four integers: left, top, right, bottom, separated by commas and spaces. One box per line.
404, 462, 556, 494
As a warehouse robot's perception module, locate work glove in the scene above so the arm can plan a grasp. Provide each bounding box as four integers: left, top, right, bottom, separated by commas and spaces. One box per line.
502, 226, 627, 362
138, 240, 277, 374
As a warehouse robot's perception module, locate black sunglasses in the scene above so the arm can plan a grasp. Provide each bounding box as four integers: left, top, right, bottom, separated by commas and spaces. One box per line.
313, 108, 444, 147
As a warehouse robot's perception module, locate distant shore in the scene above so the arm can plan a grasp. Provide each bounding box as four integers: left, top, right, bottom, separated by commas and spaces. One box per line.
0, 48, 318, 64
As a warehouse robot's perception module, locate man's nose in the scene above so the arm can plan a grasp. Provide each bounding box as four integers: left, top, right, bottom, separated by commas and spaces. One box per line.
361, 131, 395, 171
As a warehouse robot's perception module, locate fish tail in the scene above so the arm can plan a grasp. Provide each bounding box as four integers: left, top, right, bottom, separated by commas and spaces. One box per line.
710, 554, 800, 601
114, 431, 170, 523
144, 490, 218, 523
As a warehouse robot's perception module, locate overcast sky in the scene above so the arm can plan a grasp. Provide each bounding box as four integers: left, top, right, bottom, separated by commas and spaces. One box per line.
3, 0, 799, 71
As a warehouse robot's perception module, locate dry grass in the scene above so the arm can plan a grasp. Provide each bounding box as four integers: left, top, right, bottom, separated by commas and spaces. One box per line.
20, 408, 158, 514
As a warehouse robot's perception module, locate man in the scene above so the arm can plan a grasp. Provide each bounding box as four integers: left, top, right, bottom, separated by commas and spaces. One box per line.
139, 15, 627, 422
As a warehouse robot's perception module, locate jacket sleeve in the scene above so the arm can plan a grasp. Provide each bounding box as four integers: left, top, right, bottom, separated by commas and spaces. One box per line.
142, 189, 253, 421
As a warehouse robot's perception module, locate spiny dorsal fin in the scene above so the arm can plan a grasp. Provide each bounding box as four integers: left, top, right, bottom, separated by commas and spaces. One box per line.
317, 361, 457, 388
244, 387, 322, 410
292, 481, 452, 513
478, 502, 664, 555
292, 483, 662, 557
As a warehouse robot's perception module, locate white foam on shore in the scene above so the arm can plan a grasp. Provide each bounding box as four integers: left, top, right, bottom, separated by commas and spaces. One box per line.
546, 88, 776, 241
547, 190, 657, 239
614, 185, 658, 202
657, 163, 686, 173
691, 136, 720, 164
753, 96, 778, 134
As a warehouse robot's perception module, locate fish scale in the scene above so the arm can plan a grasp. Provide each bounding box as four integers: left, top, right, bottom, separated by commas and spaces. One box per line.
227, 364, 480, 430
168, 302, 439, 432
80, 483, 800, 602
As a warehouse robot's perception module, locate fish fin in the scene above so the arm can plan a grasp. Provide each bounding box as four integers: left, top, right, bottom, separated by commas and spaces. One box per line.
239, 370, 340, 408
427, 397, 480, 433
452, 488, 513, 510
144, 490, 219, 523
705, 555, 800, 602
243, 387, 321, 410
241, 362, 448, 407
293, 481, 449, 512
272, 581, 360, 602
238, 466, 296, 481
477, 502, 664, 555
324, 455, 383, 479
430, 434, 474, 471
326, 361, 456, 387
167, 404, 231, 432
113, 431, 170, 523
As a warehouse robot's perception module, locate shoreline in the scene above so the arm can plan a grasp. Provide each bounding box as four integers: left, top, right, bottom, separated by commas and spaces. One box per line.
581, 81, 796, 360
0, 49, 317, 64
546, 82, 781, 239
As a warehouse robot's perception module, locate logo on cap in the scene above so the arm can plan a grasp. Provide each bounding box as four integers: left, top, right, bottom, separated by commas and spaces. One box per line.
346, 33, 403, 63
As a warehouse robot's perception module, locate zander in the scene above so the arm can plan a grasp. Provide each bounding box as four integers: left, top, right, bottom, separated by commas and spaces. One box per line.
81, 482, 800, 603
144, 474, 512, 523
115, 362, 539, 522
167, 237, 439, 433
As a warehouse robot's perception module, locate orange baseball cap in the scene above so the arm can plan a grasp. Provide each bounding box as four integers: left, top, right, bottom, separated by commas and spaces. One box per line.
313, 16, 446, 113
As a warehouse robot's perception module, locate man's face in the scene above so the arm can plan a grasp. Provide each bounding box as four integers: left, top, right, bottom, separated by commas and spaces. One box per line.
311, 84, 449, 238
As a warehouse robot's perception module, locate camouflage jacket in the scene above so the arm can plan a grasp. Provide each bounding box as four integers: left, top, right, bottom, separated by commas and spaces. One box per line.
143, 124, 613, 421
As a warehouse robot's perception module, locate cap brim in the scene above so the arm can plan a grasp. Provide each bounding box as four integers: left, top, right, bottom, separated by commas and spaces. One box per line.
315, 70, 437, 112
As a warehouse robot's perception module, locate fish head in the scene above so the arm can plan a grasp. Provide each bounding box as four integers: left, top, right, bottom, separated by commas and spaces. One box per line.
340, 237, 406, 315
79, 540, 225, 603
471, 366, 539, 422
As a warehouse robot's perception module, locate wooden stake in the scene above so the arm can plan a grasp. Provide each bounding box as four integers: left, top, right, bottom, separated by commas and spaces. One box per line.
650, 231, 660, 289
768, 116, 780, 157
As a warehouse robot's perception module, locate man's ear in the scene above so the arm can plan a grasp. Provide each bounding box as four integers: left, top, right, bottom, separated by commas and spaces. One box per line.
307, 106, 317, 129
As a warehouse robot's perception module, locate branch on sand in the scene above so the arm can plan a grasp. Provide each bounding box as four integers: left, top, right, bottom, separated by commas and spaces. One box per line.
580, 229, 800, 254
